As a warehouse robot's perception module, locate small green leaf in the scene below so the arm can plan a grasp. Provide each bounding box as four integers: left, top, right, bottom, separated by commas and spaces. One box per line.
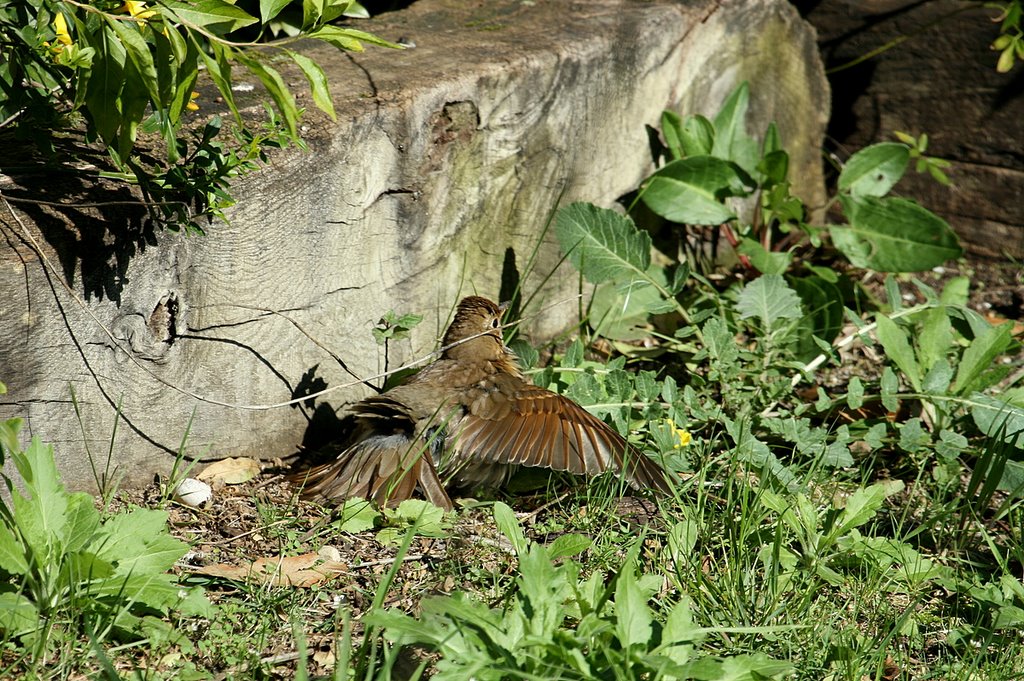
309, 25, 403, 51
260, 0, 293, 22
660, 110, 685, 160
880, 367, 900, 413
952, 321, 1014, 395
164, 0, 257, 34
838, 143, 910, 197
847, 376, 864, 409
547, 534, 591, 560
287, 50, 334, 119
735, 274, 803, 326
680, 114, 715, 157
737, 238, 791, 275
875, 314, 922, 392
493, 502, 528, 557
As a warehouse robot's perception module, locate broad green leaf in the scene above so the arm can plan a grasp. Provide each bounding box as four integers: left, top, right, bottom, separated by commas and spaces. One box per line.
735, 274, 803, 326
163, 0, 257, 35
287, 50, 335, 119
922, 358, 953, 395
789, 274, 844, 362
838, 142, 910, 197
641, 156, 752, 225
847, 376, 864, 409
614, 566, 652, 649
555, 202, 650, 284
63, 492, 100, 554
589, 271, 671, 341
875, 314, 922, 392
260, 0, 293, 23
302, 0, 326, 28
93, 509, 187, 574
952, 321, 1013, 395
831, 482, 904, 541
0, 523, 28, 575
335, 498, 381, 533
0, 592, 38, 637
832, 195, 962, 272
547, 533, 591, 560
11, 438, 68, 560
969, 393, 1024, 448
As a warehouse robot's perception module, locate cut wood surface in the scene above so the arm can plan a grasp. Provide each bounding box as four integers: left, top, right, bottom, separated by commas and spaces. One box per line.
0, 0, 829, 490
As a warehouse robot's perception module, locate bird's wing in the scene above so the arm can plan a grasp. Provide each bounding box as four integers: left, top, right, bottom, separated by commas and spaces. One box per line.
293, 434, 452, 511
291, 398, 453, 510
454, 378, 671, 492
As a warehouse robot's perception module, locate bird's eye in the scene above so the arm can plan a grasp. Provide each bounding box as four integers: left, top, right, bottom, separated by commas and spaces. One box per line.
491, 318, 500, 329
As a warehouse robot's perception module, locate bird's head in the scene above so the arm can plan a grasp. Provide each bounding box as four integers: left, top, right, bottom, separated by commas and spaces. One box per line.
441, 296, 512, 363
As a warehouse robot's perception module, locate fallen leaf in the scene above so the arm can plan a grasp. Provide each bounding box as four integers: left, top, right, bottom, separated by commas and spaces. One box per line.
190, 552, 347, 587
198, 457, 261, 485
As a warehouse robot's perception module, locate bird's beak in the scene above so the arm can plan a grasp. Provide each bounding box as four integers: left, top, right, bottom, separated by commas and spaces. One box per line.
498, 301, 511, 314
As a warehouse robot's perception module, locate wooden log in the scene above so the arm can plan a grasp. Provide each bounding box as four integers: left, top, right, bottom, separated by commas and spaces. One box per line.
0, 0, 829, 490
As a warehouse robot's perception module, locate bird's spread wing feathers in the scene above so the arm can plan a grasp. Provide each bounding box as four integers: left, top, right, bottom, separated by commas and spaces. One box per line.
455, 380, 671, 492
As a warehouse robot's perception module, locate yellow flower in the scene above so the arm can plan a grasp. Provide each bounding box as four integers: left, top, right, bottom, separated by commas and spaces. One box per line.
186, 91, 200, 111
53, 12, 72, 47
665, 418, 692, 448
118, 1, 157, 22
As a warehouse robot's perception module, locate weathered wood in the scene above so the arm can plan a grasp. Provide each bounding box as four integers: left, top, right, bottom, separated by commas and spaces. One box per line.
804, 0, 1024, 258
0, 0, 829, 490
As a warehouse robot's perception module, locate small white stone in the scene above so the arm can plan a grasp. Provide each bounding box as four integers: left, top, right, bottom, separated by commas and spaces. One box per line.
174, 478, 213, 508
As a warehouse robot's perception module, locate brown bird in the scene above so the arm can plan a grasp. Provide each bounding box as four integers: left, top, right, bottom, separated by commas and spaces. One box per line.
292, 296, 672, 510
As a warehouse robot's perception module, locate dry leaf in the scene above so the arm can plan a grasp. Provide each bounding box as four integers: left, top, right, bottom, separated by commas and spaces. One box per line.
197, 457, 261, 485
191, 552, 347, 587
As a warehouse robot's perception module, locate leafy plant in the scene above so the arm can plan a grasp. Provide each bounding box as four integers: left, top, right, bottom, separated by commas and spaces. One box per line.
644, 81, 961, 277
0, 0, 399, 231
991, 0, 1024, 72
368, 502, 793, 680
0, 415, 210, 661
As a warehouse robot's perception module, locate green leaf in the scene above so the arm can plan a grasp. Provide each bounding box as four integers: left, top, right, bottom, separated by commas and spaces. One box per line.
555, 203, 650, 285
334, 498, 381, 533
260, 0, 293, 23
952, 321, 1014, 395
589, 271, 671, 341
736, 238, 791, 275
547, 534, 591, 560
641, 156, 752, 225
660, 110, 685, 160
105, 17, 160, 106
93, 509, 188, 575
969, 393, 1024, 448
847, 376, 864, 409
285, 50, 335, 118
880, 367, 900, 412
10, 437, 68, 560
838, 143, 910, 197
234, 54, 299, 138
164, 0, 257, 35
735, 274, 803, 326
309, 25, 403, 51
0, 523, 28, 575
711, 81, 758, 172
493, 502, 527, 557
875, 314, 922, 392
680, 114, 714, 157
614, 566, 652, 649
832, 195, 962, 272
0, 592, 39, 638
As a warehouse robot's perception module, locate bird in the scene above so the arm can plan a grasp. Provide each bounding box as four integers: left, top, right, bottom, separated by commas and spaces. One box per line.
291, 296, 672, 510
